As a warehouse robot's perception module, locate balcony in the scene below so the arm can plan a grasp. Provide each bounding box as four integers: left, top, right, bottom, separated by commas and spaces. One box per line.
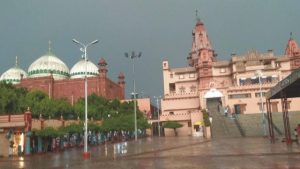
228, 83, 275, 92
160, 112, 191, 121
164, 92, 198, 99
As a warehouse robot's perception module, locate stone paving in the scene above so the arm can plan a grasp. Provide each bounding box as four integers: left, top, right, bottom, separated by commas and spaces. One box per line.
1, 136, 300, 169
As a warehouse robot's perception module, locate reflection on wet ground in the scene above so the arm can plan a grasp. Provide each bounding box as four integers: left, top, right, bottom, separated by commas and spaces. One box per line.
1, 137, 300, 169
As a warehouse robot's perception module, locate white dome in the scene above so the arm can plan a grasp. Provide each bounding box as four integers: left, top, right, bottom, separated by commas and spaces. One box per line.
70, 59, 99, 79
28, 51, 70, 80
0, 66, 28, 84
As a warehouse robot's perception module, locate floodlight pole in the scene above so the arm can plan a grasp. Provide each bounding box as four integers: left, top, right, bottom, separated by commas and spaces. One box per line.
154, 96, 161, 137
72, 39, 98, 158
125, 51, 141, 141
256, 70, 267, 136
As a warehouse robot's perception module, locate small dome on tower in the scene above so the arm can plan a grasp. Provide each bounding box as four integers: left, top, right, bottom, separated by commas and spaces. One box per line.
118, 72, 125, 79
28, 42, 70, 80
0, 57, 27, 84
70, 59, 99, 79
98, 58, 107, 66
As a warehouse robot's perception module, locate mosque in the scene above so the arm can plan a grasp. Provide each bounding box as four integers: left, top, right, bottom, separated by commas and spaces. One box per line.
161, 18, 300, 137
0, 43, 125, 103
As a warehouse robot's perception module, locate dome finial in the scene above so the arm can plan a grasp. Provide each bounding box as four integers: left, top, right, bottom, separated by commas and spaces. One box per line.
15, 56, 18, 67
48, 40, 52, 52
290, 32, 293, 39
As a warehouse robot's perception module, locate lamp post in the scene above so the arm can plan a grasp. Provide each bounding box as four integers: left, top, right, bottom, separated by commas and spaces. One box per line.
154, 96, 161, 137
125, 51, 141, 141
72, 39, 98, 158
255, 70, 267, 136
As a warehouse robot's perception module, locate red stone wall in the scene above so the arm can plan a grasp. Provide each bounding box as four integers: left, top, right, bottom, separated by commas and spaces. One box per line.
17, 75, 125, 103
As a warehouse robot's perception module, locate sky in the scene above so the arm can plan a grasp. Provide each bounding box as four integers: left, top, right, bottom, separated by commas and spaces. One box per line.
1, 0, 300, 100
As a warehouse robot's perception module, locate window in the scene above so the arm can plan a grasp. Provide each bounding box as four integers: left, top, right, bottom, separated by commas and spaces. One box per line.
169, 83, 176, 93
250, 77, 259, 84
189, 73, 195, 78
234, 104, 247, 114
179, 74, 185, 79
266, 76, 272, 83
255, 92, 266, 97
239, 78, 246, 86
263, 60, 271, 65
228, 93, 251, 99
276, 62, 281, 68
271, 75, 278, 83
169, 112, 174, 115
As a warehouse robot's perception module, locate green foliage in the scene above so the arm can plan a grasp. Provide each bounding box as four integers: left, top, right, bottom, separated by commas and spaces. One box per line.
201, 109, 211, 127
138, 117, 151, 130
62, 123, 84, 134
163, 121, 183, 129
0, 82, 27, 114
88, 122, 103, 132
0, 83, 148, 133
163, 121, 183, 136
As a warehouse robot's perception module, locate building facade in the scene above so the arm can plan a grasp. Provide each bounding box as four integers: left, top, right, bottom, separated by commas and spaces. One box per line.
0, 47, 125, 103
161, 19, 300, 137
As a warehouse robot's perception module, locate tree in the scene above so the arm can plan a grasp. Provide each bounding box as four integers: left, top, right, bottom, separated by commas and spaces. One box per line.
0, 82, 25, 114
163, 121, 183, 136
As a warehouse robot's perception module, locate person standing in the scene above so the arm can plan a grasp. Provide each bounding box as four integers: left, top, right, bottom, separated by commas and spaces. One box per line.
297, 124, 300, 139
294, 128, 299, 144
224, 106, 228, 117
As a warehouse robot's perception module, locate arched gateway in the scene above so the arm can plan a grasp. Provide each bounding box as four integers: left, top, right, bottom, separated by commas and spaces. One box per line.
204, 88, 224, 113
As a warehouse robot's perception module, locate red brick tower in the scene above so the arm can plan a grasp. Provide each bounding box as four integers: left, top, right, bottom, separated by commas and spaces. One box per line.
98, 58, 108, 96
118, 72, 125, 99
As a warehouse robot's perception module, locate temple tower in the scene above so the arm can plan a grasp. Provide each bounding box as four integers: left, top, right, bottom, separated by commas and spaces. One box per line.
285, 33, 300, 70
187, 17, 217, 89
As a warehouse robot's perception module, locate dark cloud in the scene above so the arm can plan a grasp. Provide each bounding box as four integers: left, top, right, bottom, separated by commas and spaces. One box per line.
0, 0, 299, 98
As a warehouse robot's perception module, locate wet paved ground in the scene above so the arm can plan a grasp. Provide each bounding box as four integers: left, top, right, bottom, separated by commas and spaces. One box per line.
1, 136, 300, 169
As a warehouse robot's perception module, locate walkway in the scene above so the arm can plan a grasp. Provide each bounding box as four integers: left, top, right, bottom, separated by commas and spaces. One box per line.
1, 137, 300, 169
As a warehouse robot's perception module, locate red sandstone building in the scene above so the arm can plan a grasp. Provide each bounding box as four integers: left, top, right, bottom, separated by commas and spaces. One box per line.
0, 47, 125, 102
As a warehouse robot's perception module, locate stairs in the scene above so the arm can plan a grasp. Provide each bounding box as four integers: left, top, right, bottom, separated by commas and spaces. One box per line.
237, 111, 300, 137
207, 99, 243, 138
207, 98, 300, 138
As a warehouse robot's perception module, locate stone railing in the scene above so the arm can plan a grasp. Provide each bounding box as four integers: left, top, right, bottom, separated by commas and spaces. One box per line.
164, 92, 198, 99
229, 83, 275, 91
160, 113, 191, 121
0, 113, 31, 129
0, 114, 25, 123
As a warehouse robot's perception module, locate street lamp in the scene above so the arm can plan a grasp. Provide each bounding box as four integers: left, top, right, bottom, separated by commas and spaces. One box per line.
154, 96, 161, 137
72, 38, 98, 158
125, 51, 141, 141
255, 70, 267, 136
